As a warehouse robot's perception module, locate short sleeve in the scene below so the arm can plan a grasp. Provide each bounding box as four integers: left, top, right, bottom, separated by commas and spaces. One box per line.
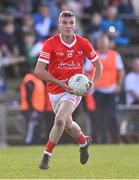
38, 40, 52, 64
83, 39, 98, 63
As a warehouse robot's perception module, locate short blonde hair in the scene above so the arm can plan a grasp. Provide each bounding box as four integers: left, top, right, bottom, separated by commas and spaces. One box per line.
58, 11, 75, 22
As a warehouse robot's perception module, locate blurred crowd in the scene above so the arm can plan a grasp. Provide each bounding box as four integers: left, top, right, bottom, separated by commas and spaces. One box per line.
0, 0, 139, 145
0, 0, 138, 76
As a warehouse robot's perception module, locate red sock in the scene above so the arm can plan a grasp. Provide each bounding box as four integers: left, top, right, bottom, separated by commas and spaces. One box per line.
44, 140, 56, 154
76, 134, 86, 144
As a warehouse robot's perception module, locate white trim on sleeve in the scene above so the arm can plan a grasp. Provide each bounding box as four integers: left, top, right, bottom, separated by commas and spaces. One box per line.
90, 54, 99, 63
38, 58, 49, 64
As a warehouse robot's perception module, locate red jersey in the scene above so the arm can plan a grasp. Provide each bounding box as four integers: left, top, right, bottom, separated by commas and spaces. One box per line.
38, 34, 98, 94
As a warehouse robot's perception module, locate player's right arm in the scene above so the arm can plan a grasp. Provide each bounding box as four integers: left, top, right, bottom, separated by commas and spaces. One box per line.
35, 59, 73, 93
35, 40, 72, 93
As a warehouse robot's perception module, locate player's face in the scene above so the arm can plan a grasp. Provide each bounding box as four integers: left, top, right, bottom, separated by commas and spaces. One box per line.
59, 16, 76, 36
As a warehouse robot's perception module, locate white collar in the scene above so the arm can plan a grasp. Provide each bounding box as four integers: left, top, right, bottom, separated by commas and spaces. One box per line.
60, 34, 76, 48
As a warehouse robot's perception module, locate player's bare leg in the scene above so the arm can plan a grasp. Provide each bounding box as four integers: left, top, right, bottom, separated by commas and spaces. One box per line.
39, 101, 75, 169
65, 116, 81, 138
65, 116, 92, 164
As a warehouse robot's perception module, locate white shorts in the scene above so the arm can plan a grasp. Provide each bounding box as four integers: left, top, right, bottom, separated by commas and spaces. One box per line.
49, 92, 82, 113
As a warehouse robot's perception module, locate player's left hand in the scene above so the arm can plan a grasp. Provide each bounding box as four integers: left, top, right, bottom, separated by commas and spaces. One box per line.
83, 81, 94, 96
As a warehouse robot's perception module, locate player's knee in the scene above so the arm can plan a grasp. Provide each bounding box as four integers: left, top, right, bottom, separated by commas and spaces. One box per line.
55, 115, 65, 128
56, 119, 65, 128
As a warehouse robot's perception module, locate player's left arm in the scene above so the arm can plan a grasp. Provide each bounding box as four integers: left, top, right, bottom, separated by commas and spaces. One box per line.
83, 58, 103, 95
83, 39, 103, 85
91, 58, 103, 85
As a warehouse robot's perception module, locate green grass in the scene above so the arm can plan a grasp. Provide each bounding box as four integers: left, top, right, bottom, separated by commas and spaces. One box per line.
0, 144, 139, 179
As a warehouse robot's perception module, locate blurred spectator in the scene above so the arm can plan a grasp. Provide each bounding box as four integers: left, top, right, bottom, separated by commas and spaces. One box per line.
79, 0, 95, 14
1, 22, 20, 57
110, 0, 134, 15
22, 14, 34, 34
46, 0, 60, 27
23, 31, 42, 69
86, 34, 125, 143
66, 0, 83, 18
109, 0, 123, 5
20, 67, 46, 145
33, 2, 54, 41
4, 10, 16, 23
37, 0, 60, 27
16, 14, 35, 54
0, 12, 5, 27
101, 6, 130, 46
0, 68, 7, 93
124, 57, 139, 105
118, 0, 134, 15
91, 0, 110, 12
59, 0, 70, 12
94, 34, 125, 143
1, 0, 32, 14
0, 21, 25, 76
132, 0, 139, 16
15, 0, 32, 14
85, 13, 102, 47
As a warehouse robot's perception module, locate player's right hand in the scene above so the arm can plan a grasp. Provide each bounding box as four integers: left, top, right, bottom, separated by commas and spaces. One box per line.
58, 79, 74, 94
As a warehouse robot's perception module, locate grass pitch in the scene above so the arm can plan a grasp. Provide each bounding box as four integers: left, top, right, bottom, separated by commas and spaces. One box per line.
0, 144, 139, 179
